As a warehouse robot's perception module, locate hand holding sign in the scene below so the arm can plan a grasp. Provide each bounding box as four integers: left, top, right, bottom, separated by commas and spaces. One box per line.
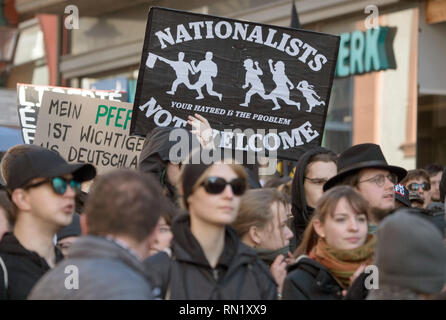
188, 113, 215, 150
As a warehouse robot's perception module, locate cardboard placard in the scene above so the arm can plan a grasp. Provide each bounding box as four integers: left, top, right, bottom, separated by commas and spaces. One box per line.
34, 91, 144, 174
17, 83, 127, 145
131, 7, 339, 161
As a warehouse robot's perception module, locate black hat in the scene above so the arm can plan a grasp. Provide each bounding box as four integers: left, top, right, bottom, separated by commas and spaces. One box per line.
323, 143, 407, 191
4, 145, 96, 190
394, 184, 411, 207
182, 163, 212, 209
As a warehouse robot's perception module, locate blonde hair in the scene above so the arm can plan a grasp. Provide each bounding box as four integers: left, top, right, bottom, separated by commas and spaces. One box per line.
232, 188, 289, 245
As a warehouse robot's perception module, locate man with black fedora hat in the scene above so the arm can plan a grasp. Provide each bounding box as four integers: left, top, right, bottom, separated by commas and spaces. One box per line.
323, 143, 407, 233
0, 144, 96, 299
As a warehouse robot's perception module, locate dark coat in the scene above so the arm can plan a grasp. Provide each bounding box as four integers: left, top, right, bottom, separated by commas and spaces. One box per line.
144, 214, 277, 300
0, 232, 63, 300
282, 256, 343, 300
290, 147, 333, 251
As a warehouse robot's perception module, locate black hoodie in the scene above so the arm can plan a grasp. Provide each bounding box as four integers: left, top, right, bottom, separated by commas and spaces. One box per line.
290, 147, 335, 251
138, 127, 196, 201
144, 214, 277, 300
0, 232, 63, 300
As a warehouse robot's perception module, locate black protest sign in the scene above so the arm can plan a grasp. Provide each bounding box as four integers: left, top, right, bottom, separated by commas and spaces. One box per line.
34, 92, 144, 174
131, 7, 339, 161
17, 83, 127, 145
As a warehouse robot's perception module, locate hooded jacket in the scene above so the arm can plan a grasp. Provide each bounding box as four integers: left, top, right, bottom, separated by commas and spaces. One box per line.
144, 214, 277, 300
0, 232, 63, 300
290, 147, 334, 250
139, 127, 193, 201
282, 256, 343, 300
28, 235, 155, 300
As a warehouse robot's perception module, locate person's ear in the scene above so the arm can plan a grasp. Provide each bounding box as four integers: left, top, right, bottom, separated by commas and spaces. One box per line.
79, 213, 88, 235
248, 226, 262, 247
11, 189, 31, 212
313, 219, 325, 238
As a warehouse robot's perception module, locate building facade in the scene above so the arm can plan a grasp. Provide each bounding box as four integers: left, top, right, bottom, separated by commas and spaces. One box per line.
4, 0, 446, 168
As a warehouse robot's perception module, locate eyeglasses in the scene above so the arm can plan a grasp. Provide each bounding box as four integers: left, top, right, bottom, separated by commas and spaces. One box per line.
358, 173, 398, 187
200, 176, 246, 196
24, 177, 82, 195
407, 182, 431, 192
304, 177, 329, 185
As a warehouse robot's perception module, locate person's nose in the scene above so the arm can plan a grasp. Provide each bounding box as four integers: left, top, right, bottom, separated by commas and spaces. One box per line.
285, 226, 293, 241
348, 217, 359, 232
221, 184, 234, 199
64, 184, 76, 198
384, 178, 394, 192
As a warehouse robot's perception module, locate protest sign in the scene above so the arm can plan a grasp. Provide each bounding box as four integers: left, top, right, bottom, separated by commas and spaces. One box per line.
17, 83, 127, 145
34, 91, 144, 174
131, 7, 339, 161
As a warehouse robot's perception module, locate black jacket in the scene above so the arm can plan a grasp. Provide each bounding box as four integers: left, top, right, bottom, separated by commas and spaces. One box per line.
282, 256, 343, 300
0, 232, 63, 300
144, 214, 277, 300
138, 127, 192, 201
290, 147, 333, 250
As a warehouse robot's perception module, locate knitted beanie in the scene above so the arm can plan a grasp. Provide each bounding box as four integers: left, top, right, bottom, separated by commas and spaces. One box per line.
181, 163, 212, 209
375, 210, 446, 294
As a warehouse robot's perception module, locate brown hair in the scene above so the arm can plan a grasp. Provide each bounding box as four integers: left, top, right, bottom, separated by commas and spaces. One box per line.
232, 188, 290, 240
85, 169, 165, 242
304, 151, 338, 177
401, 169, 431, 186
293, 185, 369, 258
424, 164, 443, 176
338, 171, 361, 188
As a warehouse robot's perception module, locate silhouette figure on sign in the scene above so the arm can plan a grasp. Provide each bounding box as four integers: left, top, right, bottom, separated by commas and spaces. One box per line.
191, 52, 222, 101
146, 52, 195, 95
240, 59, 272, 107
296, 80, 326, 113
268, 59, 300, 111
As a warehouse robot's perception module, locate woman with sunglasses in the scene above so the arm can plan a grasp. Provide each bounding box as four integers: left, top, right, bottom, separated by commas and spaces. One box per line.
282, 186, 375, 300
145, 159, 277, 300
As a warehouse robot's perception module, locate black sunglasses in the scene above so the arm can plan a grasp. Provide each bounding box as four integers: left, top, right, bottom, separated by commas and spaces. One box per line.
200, 177, 246, 196
24, 177, 82, 195
407, 182, 431, 192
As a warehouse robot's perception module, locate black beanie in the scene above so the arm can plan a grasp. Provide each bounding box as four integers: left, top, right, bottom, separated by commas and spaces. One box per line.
181, 163, 212, 209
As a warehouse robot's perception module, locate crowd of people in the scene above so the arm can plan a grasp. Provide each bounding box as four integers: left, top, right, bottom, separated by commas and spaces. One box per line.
0, 118, 445, 300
